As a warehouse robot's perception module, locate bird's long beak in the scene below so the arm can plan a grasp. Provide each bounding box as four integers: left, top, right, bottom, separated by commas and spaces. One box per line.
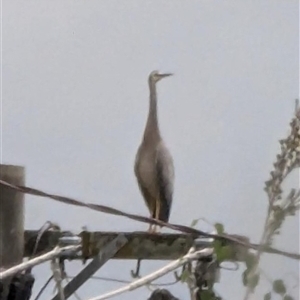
159, 73, 173, 78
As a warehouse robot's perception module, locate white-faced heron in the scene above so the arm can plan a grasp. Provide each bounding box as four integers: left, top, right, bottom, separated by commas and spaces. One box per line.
134, 70, 175, 233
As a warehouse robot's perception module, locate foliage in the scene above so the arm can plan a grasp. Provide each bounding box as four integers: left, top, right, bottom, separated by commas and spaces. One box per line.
243, 104, 300, 299
262, 278, 295, 300
212, 223, 234, 263
154, 103, 300, 300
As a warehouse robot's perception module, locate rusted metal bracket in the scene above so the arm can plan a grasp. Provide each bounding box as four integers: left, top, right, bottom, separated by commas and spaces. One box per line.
50, 234, 128, 300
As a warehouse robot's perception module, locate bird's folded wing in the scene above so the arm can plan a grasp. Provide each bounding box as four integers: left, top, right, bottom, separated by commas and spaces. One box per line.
155, 142, 175, 221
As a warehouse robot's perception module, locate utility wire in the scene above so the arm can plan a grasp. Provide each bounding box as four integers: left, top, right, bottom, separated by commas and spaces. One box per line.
0, 180, 299, 260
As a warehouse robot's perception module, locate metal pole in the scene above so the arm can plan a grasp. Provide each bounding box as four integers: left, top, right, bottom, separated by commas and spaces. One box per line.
0, 164, 25, 298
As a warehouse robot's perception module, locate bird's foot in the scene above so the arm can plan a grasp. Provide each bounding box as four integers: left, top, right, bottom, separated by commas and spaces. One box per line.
147, 224, 153, 233
148, 224, 158, 234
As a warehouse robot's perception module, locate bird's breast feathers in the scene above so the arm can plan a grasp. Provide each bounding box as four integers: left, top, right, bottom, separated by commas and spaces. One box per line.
134, 141, 174, 193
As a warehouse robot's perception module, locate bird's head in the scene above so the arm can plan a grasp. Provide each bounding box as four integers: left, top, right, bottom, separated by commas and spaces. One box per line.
149, 70, 173, 84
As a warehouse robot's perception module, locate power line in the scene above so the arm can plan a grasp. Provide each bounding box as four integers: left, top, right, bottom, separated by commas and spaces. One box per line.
0, 179, 299, 260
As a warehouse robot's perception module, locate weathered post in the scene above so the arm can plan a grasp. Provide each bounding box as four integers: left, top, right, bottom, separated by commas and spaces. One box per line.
0, 164, 25, 298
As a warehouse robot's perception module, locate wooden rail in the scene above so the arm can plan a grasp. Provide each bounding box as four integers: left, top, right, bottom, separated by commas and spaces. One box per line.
24, 230, 249, 261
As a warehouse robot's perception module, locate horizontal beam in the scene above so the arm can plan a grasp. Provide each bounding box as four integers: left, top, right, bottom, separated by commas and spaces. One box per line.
25, 230, 204, 260
24, 230, 248, 261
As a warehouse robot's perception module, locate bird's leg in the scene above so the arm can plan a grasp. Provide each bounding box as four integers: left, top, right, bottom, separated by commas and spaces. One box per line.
152, 198, 161, 234
148, 208, 154, 233
148, 223, 153, 233
148, 219, 156, 233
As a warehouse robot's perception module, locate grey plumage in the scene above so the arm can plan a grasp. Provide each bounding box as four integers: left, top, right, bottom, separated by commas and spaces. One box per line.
134, 70, 174, 232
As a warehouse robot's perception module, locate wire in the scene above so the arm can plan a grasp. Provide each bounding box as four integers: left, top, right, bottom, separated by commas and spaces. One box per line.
67, 275, 179, 287
34, 275, 53, 300
26, 221, 61, 275
0, 179, 299, 260
31, 221, 61, 259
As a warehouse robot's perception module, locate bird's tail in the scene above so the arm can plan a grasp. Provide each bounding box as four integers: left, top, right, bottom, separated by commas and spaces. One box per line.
153, 198, 171, 224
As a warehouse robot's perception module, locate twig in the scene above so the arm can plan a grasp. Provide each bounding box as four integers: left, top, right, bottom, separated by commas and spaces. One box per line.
86, 248, 213, 300
0, 245, 80, 280
184, 262, 197, 300
51, 259, 65, 300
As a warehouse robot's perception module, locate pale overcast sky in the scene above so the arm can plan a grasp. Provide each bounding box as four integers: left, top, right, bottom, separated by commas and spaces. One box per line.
2, 1, 299, 299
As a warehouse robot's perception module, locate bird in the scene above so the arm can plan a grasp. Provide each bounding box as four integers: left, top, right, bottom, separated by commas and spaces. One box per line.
134, 70, 175, 233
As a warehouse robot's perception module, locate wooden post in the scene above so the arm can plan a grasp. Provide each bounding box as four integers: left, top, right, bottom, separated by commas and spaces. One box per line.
0, 164, 25, 298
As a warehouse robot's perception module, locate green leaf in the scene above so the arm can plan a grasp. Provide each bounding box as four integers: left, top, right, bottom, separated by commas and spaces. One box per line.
180, 268, 190, 283
245, 253, 256, 269
242, 270, 260, 289
199, 290, 214, 300
283, 295, 294, 300
248, 273, 260, 289
212, 240, 222, 251
216, 245, 233, 262
273, 207, 285, 221
190, 218, 199, 227
264, 292, 271, 300
242, 269, 249, 286
213, 240, 222, 262
214, 223, 224, 234
273, 279, 286, 295
213, 237, 233, 262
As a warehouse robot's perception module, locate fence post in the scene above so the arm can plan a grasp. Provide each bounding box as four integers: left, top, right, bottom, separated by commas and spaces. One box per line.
0, 164, 25, 299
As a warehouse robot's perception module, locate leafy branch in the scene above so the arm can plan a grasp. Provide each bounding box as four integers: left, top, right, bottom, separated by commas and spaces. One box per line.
243, 102, 300, 299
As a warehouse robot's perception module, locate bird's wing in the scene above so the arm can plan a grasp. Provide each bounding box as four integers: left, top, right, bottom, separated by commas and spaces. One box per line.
134, 145, 156, 215
155, 141, 175, 222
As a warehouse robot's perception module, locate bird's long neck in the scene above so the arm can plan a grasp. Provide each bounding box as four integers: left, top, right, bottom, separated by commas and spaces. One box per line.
143, 80, 161, 142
